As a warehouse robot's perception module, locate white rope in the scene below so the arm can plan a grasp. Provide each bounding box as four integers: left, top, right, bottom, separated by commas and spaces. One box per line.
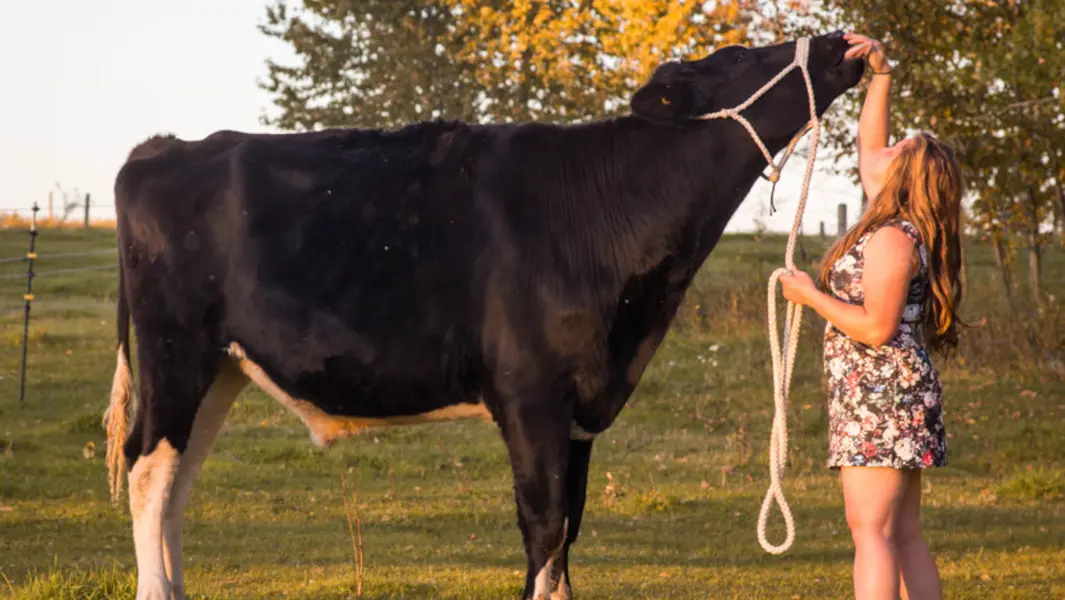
698, 37, 821, 555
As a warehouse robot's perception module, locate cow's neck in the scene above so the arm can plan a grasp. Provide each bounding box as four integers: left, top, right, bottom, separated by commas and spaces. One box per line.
562, 115, 800, 433
619, 115, 794, 268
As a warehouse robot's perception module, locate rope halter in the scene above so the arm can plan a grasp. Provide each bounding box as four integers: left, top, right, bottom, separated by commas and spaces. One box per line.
696, 37, 816, 190
697, 37, 823, 555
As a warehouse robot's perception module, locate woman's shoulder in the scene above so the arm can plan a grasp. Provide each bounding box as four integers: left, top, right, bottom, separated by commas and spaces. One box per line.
864, 223, 919, 256
856, 219, 919, 248
877, 219, 923, 246
864, 219, 926, 277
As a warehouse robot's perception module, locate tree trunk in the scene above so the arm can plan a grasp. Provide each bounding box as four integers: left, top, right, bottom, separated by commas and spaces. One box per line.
1026, 188, 1043, 307
1028, 241, 1042, 305
1053, 175, 1065, 244
991, 230, 1014, 300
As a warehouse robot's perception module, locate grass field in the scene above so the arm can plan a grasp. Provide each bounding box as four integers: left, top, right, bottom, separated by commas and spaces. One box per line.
1, 227, 1063, 599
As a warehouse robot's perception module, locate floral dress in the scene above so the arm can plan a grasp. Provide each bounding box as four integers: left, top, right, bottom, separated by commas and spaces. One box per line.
823, 219, 947, 470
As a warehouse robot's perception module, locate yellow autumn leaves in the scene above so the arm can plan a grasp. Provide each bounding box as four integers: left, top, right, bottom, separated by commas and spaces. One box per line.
261, 0, 753, 128
442, 0, 749, 120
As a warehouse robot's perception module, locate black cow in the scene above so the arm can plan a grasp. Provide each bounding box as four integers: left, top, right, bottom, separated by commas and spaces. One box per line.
105, 32, 863, 600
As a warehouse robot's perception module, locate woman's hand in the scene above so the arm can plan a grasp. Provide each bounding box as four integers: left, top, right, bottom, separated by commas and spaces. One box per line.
844, 32, 889, 73
779, 269, 818, 306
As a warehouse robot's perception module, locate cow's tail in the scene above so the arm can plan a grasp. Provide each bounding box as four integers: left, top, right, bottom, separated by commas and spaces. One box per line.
103, 256, 135, 505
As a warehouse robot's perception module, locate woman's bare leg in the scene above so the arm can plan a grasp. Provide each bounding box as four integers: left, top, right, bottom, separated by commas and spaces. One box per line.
897, 470, 943, 600
841, 466, 909, 600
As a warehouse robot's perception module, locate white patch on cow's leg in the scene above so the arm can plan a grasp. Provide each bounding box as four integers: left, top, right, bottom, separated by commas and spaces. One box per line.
162, 363, 247, 600
130, 439, 180, 600
533, 561, 553, 600
551, 572, 571, 600
532, 518, 568, 600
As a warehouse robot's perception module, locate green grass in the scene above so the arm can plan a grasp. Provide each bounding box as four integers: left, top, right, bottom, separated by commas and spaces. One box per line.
1, 228, 1064, 599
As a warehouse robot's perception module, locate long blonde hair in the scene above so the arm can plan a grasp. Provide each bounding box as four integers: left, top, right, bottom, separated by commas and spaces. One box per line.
819, 132, 966, 356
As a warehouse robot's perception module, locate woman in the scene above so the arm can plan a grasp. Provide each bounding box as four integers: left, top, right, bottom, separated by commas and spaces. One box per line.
780, 33, 965, 600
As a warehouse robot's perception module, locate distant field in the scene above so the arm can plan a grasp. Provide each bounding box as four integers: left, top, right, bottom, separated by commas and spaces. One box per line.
1, 227, 1063, 599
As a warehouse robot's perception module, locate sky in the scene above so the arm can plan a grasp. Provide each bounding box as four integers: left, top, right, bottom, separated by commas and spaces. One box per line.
0, 0, 864, 234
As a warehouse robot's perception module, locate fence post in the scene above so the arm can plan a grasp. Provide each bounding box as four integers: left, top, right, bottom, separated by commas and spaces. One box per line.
837, 203, 847, 237
819, 221, 826, 242
47, 191, 54, 222
19, 203, 40, 405
84, 193, 91, 228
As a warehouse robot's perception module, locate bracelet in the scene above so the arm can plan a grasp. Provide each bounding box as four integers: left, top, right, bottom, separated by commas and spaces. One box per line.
871, 68, 893, 75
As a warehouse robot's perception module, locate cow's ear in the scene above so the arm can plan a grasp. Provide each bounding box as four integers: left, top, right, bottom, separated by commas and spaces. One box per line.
630, 81, 696, 124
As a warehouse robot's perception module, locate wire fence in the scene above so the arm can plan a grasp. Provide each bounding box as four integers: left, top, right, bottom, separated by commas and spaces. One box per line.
0, 248, 115, 265
0, 264, 118, 279
2, 193, 118, 226
1, 205, 119, 403
0, 300, 113, 318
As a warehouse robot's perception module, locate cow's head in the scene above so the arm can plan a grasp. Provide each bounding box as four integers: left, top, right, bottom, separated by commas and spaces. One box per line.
631, 31, 863, 144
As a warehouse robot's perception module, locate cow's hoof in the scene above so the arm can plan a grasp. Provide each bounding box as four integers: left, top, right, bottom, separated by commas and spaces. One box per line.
135, 575, 171, 600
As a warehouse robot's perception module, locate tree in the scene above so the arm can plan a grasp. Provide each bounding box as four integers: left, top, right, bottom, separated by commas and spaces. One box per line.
259, 0, 752, 130
259, 1, 481, 130
805, 0, 1064, 304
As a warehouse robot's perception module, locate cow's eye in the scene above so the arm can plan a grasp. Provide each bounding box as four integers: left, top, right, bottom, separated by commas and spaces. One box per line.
736, 50, 748, 63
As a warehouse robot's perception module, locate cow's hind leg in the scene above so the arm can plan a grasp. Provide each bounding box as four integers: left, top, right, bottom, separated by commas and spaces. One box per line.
551, 439, 593, 600
498, 395, 572, 600
125, 341, 228, 600
127, 427, 179, 600
163, 361, 247, 599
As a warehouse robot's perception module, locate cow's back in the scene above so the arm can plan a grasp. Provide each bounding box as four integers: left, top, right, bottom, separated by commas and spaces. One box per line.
115, 123, 499, 417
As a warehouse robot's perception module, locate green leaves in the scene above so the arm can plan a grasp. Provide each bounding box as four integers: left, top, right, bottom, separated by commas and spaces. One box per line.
811, 0, 1063, 246
257, 0, 752, 130
259, 1, 483, 131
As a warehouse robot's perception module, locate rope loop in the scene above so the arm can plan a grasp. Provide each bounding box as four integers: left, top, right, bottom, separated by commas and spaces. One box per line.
697, 37, 822, 555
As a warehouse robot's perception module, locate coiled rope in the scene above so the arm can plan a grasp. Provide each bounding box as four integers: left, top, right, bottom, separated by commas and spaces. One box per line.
696, 37, 821, 554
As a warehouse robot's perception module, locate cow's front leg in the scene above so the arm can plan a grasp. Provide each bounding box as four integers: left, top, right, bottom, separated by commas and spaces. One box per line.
498, 396, 572, 600
550, 438, 593, 600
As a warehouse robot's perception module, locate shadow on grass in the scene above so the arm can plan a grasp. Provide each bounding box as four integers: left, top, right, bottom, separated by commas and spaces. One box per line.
10, 495, 1057, 574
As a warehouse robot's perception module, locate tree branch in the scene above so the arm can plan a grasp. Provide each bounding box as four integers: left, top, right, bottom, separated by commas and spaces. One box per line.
995, 96, 1059, 115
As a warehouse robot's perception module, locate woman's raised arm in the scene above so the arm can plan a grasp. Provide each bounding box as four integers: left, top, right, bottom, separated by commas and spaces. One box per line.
845, 33, 894, 202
